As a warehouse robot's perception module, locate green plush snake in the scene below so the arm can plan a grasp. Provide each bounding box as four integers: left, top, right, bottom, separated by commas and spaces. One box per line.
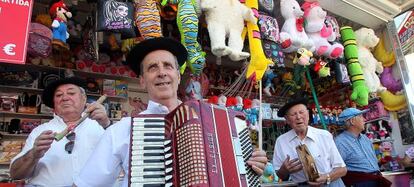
340, 26, 369, 106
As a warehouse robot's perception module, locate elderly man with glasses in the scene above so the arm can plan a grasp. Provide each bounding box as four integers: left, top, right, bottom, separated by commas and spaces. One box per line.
335, 108, 391, 187
272, 98, 347, 186
9, 77, 111, 187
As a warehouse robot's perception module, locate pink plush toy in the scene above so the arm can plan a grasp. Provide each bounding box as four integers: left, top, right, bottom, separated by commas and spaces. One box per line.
302, 1, 343, 59
279, 0, 314, 53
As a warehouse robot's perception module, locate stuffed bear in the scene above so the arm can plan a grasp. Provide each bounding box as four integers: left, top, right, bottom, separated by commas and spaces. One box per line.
279, 0, 314, 53
355, 27, 386, 94
302, 1, 343, 59
201, 0, 256, 61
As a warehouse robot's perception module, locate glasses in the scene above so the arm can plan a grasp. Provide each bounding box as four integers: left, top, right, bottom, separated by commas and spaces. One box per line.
65, 132, 76, 154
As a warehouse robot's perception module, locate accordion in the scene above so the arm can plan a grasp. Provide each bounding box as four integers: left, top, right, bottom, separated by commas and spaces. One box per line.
128, 100, 260, 187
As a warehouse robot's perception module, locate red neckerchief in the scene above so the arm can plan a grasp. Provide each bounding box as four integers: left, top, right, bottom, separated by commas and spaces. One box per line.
296, 17, 304, 32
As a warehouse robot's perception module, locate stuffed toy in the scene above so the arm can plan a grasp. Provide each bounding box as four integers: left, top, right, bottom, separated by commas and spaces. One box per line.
134, 0, 162, 39
201, 0, 256, 61
279, 0, 314, 53
35, 14, 53, 28
235, 96, 243, 111
380, 67, 403, 93
49, 0, 72, 47
374, 34, 395, 67
379, 141, 393, 164
260, 163, 278, 184
263, 66, 277, 96
244, 0, 273, 80
245, 99, 260, 130
302, 1, 343, 59
314, 58, 330, 77
355, 27, 386, 93
379, 90, 407, 111
217, 95, 227, 107
159, 3, 178, 21
184, 75, 202, 100
162, 0, 205, 75
340, 26, 369, 106
293, 48, 313, 66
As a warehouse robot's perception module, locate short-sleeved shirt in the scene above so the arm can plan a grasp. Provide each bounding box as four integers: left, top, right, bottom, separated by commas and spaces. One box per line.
335, 131, 379, 173
11, 114, 104, 186
74, 100, 177, 187
272, 126, 346, 186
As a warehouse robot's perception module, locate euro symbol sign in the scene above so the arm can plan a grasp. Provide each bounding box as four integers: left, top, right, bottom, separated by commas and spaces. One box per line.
3, 44, 16, 56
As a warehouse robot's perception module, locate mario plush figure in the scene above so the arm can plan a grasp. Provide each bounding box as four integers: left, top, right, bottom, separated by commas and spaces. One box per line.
49, 0, 72, 46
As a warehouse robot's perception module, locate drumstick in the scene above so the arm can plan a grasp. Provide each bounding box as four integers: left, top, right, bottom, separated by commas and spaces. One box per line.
54, 95, 107, 141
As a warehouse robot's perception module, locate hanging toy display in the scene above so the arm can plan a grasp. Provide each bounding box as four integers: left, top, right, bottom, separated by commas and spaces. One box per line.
340, 26, 369, 106
278, 0, 314, 53
354, 27, 386, 94
134, 0, 163, 39
244, 0, 273, 80
49, 0, 72, 49
162, 0, 205, 75
201, 0, 256, 62
302, 1, 343, 59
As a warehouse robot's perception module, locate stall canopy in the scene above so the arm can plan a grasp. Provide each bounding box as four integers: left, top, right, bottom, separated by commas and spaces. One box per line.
319, 0, 414, 29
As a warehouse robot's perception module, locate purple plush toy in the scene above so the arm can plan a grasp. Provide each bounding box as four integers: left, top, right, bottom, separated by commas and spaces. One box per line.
380, 67, 402, 93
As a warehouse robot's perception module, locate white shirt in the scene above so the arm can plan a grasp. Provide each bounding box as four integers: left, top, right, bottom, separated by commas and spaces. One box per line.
74, 100, 177, 187
272, 126, 346, 186
11, 114, 104, 187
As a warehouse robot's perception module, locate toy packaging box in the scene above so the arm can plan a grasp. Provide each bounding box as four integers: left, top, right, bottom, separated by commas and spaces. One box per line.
115, 80, 128, 98
0, 94, 18, 113
103, 79, 116, 96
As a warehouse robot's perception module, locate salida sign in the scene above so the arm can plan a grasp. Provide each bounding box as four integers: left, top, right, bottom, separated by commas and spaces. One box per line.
0, 0, 33, 64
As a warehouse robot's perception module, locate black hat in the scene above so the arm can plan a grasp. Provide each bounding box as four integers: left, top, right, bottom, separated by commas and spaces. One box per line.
277, 97, 308, 117
126, 37, 188, 76
42, 77, 86, 108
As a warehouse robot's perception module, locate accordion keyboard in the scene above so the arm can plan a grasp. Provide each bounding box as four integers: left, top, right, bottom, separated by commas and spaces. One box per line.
130, 117, 166, 187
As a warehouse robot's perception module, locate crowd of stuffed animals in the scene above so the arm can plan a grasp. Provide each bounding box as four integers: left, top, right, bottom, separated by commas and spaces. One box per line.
27, 0, 408, 114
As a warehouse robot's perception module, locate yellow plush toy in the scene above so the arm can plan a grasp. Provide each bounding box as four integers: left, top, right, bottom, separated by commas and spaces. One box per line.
244, 0, 273, 80
379, 90, 407, 111
373, 34, 396, 67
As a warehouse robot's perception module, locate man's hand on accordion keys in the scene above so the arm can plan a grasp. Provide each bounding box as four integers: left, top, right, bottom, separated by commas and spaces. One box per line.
246, 148, 268, 175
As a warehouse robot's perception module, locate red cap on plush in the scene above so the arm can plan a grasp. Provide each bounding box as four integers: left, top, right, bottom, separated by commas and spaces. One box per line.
243, 99, 252, 109
226, 97, 237, 107
49, 0, 68, 17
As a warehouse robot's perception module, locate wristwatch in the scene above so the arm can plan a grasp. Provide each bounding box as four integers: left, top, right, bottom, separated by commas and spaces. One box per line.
326, 173, 331, 185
